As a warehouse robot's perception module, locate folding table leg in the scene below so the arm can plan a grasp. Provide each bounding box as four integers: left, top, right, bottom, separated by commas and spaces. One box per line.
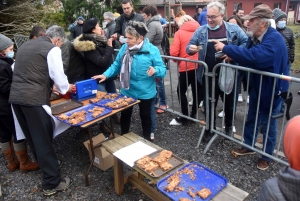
85, 127, 94, 186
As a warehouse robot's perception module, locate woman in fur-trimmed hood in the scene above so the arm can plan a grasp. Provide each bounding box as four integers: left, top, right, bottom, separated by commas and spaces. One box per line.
73, 19, 116, 93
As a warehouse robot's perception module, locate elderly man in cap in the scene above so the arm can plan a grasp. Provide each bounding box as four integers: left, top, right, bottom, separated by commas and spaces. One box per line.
70, 16, 84, 41
213, 4, 289, 170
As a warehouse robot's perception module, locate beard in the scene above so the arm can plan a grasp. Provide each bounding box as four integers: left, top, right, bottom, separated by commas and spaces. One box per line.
245, 30, 253, 37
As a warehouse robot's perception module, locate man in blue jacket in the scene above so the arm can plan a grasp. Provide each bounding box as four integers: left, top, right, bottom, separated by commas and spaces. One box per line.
186, 1, 247, 143
198, 6, 207, 25
213, 4, 288, 170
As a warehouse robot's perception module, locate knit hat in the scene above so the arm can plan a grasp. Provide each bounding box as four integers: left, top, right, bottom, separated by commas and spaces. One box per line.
0, 34, 14, 51
273, 8, 287, 23
283, 115, 300, 171
82, 19, 98, 34
78, 16, 84, 21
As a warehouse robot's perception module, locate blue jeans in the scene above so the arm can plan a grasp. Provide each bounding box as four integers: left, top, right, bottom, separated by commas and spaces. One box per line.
244, 92, 281, 161
155, 78, 167, 106
150, 97, 156, 133
97, 80, 116, 93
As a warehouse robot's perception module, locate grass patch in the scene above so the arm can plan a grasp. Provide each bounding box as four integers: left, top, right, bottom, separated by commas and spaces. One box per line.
288, 25, 300, 71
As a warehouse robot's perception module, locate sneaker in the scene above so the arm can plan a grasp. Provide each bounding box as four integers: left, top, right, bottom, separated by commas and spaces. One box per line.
150, 133, 154, 140
238, 94, 243, 102
199, 101, 203, 108
157, 105, 167, 114
247, 96, 249, 104
298, 90, 300, 95
222, 126, 236, 133
257, 158, 270, 170
154, 103, 159, 108
175, 117, 187, 125
189, 100, 193, 106
218, 111, 225, 118
43, 177, 73, 196
232, 148, 256, 156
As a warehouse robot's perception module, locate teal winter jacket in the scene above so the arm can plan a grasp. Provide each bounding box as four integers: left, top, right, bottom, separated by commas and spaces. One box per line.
103, 38, 166, 99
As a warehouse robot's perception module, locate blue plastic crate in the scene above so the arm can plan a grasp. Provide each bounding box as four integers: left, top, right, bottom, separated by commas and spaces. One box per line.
157, 162, 228, 201
71, 79, 97, 101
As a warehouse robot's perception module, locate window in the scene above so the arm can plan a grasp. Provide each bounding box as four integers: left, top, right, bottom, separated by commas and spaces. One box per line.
289, 5, 294, 10
233, 3, 242, 14
274, 2, 282, 9
254, 3, 262, 8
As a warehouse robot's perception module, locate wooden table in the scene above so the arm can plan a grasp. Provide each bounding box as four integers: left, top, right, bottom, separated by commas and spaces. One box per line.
50, 92, 140, 186
102, 132, 249, 201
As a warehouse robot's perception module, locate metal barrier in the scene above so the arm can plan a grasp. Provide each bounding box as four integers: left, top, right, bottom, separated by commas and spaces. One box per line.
13, 34, 29, 49
200, 63, 300, 166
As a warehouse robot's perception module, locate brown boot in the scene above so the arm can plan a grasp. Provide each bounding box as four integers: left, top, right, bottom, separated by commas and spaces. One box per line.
14, 141, 39, 173
112, 114, 120, 124
1, 141, 20, 172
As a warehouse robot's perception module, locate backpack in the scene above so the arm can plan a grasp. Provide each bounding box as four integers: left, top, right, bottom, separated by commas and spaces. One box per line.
161, 30, 170, 65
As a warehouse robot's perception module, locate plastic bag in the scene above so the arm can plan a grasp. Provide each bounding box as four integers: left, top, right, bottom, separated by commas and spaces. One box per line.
218, 60, 235, 94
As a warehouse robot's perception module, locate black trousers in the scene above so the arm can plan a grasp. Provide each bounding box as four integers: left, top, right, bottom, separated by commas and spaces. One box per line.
0, 106, 23, 143
12, 104, 60, 190
205, 77, 234, 131
177, 70, 202, 116
120, 98, 153, 140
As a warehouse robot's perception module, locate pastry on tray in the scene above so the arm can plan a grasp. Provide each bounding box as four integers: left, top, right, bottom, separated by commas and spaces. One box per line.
159, 161, 173, 171
58, 113, 69, 120
187, 189, 196, 198
136, 156, 152, 169
164, 173, 180, 192
179, 198, 192, 201
196, 188, 212, 199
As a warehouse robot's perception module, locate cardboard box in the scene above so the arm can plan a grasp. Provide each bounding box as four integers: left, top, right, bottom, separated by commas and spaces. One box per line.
83, 133, 118, 171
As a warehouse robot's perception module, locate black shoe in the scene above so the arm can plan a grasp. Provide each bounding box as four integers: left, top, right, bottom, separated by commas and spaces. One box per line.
175, 117, 188, 125
202, 131, 213, 143
298, 90, 300, 95
225, 126, 233, 137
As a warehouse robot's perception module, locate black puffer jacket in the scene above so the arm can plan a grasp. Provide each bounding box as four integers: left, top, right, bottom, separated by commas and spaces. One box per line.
114, 11, 144, 39
73, 34, 114, 79
277, 27, 295, 63
0, 55, 14, 114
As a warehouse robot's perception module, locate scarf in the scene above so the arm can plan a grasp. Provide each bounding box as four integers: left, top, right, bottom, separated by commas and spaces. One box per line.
283, 115, 300, 171
83, 33, 107, 45
120, 41, 144, 90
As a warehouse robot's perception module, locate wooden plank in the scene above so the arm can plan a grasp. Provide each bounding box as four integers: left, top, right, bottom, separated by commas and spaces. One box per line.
123, 133, 162, 150
114, 156, 124, 195
212, 183, 249, 201
102, 140, 124, 154
123, 171, 138, 184
128, 174, 170, 201
113, 136, 135, 147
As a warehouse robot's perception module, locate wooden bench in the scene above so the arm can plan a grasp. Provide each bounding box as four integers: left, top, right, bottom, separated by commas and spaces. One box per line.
102, 132, 249, 201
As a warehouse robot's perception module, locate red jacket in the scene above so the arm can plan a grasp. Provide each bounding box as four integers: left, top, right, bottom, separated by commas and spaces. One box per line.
170, 20, 199, 72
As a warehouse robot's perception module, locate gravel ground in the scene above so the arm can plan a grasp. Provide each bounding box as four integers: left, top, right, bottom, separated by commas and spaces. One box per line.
0, 70, 299, 201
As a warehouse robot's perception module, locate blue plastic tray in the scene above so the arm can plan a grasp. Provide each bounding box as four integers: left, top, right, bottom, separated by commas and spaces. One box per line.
157, 162, 228, 201
92, 94, 137, 109
55, 104, 112, 126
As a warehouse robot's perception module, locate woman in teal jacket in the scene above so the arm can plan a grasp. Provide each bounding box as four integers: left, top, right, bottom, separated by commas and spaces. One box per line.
93, 21, 166, 140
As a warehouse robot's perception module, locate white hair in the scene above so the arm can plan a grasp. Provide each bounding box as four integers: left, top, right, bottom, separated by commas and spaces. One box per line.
177, 15, 195, 27
207, 1, 225, 15
46, 25, 66, 41
258, 18, 271, 28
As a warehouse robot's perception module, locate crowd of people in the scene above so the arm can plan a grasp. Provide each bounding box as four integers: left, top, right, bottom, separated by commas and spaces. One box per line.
0, 0, 299, 198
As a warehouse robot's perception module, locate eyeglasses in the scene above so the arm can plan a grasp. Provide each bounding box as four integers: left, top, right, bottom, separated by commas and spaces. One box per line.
206, 15, 220, 20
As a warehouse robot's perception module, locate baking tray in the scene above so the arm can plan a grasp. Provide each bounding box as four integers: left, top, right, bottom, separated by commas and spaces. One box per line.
55, 104, 112, 126
157, 162, 228, 201
50, 93, 61, 101
134, 150, 183, 178
92, 94, 137, 110
51, 99, 83, 115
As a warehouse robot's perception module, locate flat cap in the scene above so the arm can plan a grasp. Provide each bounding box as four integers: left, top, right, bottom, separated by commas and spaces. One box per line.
242, 4, 273, 20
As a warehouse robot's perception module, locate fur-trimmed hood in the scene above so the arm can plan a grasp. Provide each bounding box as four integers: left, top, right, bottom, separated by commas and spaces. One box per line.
73, 34, 96, 52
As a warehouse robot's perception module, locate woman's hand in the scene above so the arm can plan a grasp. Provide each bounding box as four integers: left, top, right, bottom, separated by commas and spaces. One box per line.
147, 66, 156, 76
92, 75, 107, 83
107, 38, 113, 47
